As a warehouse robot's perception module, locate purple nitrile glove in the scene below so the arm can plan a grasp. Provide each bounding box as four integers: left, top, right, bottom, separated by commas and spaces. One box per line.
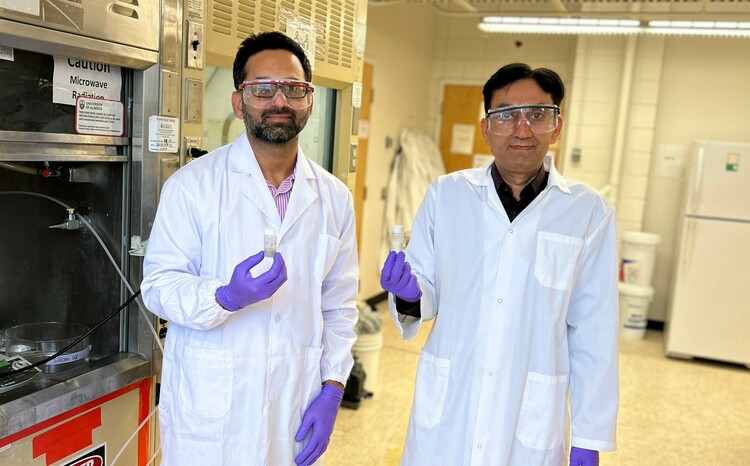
215, 251, 287, 311
380, 251, 422, 302
294, 384, 344, 465
569, 446, 599, 466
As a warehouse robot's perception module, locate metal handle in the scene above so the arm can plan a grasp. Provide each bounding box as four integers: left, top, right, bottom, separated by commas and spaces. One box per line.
680, 218, 695, 281
689, 146, 705, 215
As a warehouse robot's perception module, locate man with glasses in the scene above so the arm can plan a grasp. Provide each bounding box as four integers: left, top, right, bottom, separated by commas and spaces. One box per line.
380, 63, 618, 466
142, 31, 358, 466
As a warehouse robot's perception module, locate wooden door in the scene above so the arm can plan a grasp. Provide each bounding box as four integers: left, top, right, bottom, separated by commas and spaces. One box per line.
438, 85, 487, 174
353, 62, 373, 255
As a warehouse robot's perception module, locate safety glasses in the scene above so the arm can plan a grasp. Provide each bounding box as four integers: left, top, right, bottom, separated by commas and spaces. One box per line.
238, 79, 314, 108
485, 104, 559, 136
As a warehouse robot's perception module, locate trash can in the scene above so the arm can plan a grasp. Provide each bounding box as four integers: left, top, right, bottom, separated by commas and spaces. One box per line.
620, 231, 661, 286
618, 282, 654, 340
352, 331, 383, 392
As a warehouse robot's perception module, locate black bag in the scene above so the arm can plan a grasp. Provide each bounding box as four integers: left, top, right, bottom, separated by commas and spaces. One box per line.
341, 356, 367, 409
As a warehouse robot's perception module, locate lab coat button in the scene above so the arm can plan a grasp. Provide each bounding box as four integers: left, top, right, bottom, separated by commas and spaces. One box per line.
497, 298, 503, 304
274, 314, 281, 323
477, 443, 483, 449
509, 228, 514, 233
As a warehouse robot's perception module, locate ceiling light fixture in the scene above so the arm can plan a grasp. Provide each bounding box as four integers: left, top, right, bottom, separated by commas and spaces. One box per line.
479, 17, 750, 38
647, 20, 750, 38
479, 17, 642, 36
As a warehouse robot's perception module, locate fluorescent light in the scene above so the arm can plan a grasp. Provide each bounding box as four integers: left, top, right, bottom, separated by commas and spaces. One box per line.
646, 28, 750, 38
479, 17, 750, 38
479, 17, 642, 36
646, 20, 750, 38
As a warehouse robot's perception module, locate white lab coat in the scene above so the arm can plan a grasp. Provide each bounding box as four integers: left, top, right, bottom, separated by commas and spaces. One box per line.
389, 156, 619, 466
141, 134, 359, 466
380, 129, 445, 269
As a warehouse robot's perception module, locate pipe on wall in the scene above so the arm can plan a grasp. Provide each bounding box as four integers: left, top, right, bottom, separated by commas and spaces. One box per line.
606, 34, 638, 210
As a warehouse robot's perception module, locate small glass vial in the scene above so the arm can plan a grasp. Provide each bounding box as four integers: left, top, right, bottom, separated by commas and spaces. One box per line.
264, 227, 278, 258
390, 224, 404, 252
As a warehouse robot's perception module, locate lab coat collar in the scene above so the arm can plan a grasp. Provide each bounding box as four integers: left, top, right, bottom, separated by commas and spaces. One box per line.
226, 133, 316, 180
466, 155, 570, 194
544, 155, 571, 194
279, 147, 318, 238
226, 134, 319, 237
227, 133, 264, 176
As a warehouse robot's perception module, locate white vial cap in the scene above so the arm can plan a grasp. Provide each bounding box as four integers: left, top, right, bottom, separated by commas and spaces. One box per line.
391, 225, 404, 234
264, 227, 277, 236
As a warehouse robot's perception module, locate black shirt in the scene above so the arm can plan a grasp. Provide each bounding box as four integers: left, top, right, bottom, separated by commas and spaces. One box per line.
491, 163, 549, 222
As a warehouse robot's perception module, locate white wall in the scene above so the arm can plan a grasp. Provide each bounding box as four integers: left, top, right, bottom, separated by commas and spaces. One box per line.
561, 35, 666, 235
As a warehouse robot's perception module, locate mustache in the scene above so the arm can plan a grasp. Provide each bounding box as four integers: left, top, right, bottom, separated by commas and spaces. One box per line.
262, 107, 295, 118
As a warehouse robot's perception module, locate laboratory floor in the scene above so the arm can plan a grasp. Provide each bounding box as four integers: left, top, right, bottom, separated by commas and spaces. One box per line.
326, 307, 750, 465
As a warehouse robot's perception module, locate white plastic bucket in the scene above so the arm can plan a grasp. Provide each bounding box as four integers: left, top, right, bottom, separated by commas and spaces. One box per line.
620, 231, 661, 286
352, 331, 383, 392
618, 283, 654, 340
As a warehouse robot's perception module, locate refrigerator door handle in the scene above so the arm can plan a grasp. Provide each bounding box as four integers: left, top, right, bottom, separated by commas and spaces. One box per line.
681, 218, 695, 281
689, 146, 705, 215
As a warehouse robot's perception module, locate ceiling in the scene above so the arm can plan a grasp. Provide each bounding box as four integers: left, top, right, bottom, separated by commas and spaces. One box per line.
368, 0, 750, 20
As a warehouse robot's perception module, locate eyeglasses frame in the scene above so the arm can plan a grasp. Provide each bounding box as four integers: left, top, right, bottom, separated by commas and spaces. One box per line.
238, 79, 315, 100
485, 104, 560, 135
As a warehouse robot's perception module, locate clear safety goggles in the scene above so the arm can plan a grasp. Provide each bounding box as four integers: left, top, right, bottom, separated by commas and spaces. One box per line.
238, 79, 314, 108
485, 104, 559, 136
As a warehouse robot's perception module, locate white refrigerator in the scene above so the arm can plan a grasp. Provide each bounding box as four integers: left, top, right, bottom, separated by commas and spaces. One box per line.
665, 140, 750, 367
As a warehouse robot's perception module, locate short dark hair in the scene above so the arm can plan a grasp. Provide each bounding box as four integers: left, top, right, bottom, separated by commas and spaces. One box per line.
232, 31, 312, 90
482, 63, 565, 112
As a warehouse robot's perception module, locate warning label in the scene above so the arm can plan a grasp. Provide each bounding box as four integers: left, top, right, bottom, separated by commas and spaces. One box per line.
75, 97, 124, 136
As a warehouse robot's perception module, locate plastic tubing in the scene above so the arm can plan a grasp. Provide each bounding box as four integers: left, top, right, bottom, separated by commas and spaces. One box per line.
110, 404, 159, 465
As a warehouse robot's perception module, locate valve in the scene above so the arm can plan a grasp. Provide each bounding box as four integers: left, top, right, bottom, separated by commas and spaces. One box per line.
48, 208, 82, 230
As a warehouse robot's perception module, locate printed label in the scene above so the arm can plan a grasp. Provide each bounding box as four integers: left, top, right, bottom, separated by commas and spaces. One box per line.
619, 258, 640, 284
75, 98, 124, 136
148, 115, 179, 153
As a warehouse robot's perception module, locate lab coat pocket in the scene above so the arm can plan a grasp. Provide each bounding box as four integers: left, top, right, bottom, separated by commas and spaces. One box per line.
178, 346, 233, 418
412, 351, 450, 429
534, 231, 584, 291
314, 234, 342, 279
516, 372, 567, 450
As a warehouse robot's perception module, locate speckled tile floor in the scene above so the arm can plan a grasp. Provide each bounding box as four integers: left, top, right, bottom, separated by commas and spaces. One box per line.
326, 309, 750, 465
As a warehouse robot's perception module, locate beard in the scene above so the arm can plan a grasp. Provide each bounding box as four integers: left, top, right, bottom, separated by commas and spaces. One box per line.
242, 102, 309, 144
